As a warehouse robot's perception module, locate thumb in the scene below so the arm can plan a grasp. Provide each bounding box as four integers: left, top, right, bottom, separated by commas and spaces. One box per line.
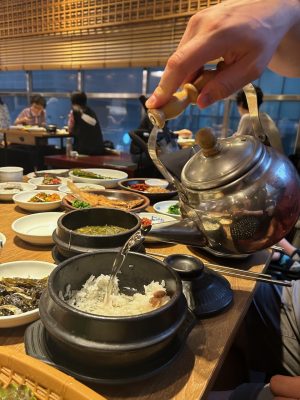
197, 59, 262, 108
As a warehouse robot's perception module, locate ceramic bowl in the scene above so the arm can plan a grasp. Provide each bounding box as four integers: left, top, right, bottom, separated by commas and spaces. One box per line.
39, 251, 191, 375
27, 169, 69, 179
118, 178, 177, 203
145, 179, 169, 189
28, 176, 67, 191
0, 260, 56, 328
153, 200, 181, 219
12, 212, 64, 245
58, 182, 105, 194
53, 207, 142, 259
0, 182, 37, 201
69, 168, 128, 188
13, 190, 65, 212
0, 167, 23, 183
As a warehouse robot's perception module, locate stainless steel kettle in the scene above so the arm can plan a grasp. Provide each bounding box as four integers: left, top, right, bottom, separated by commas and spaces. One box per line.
146, 73, 300, 254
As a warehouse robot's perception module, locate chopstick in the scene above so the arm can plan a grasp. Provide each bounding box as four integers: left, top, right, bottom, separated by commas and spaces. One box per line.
145, 251, 292, 287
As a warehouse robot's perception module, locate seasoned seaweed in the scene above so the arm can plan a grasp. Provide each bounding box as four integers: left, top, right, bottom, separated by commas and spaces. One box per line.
0, 277, 48, 316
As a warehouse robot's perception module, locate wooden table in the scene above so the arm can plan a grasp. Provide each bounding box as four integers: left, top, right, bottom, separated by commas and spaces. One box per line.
2, 127, 70, 171
2, 127, 69, 147
0, 202, 271, 400
44, 154, 137, 178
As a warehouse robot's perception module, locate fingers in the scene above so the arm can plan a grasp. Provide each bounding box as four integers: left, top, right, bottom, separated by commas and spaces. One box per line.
145, 35, 225, 109
271, 375, 300, 398
196, 56, 264, 108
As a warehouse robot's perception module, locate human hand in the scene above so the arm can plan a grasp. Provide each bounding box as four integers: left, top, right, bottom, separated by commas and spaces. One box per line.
270, 375, 300, 399
145, 0, 299, 110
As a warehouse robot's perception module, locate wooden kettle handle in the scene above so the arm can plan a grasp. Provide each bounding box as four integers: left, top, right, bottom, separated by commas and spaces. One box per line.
147, 68, 219, 128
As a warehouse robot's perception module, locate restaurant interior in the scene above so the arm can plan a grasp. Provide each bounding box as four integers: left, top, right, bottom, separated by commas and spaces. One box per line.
0, 1, 299, 400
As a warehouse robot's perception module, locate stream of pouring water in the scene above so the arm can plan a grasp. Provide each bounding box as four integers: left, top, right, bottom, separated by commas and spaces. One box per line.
104, 229, 144, 305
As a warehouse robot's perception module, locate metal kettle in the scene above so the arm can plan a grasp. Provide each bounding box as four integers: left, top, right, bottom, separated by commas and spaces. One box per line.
146, 74, 300, 255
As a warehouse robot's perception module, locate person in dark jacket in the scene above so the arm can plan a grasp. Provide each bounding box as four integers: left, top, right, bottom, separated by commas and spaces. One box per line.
68, 91, 105, 155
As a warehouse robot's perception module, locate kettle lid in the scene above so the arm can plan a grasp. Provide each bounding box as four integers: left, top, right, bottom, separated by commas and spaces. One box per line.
182, 132, 265, 190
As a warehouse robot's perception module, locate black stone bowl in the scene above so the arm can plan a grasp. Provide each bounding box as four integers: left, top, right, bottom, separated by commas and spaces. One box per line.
53, 207, 141, 259
46, 124, 57, 133
39, 250, 192, 374
118, 178, 177, 203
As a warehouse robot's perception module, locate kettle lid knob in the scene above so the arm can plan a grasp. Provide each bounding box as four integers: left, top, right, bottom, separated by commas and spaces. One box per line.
196, 128, 220, 157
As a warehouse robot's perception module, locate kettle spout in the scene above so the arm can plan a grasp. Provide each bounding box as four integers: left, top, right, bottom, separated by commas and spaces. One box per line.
147, 218, 208, 247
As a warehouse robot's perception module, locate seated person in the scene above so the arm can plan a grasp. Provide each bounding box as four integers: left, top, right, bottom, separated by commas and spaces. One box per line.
208, 278, 300, 400
68, 91, 105, 156
15, 94, 46, 127
234, 86, 284, 154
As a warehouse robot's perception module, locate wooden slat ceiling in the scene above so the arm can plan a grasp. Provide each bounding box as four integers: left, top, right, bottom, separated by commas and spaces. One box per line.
0, 0, 222, 70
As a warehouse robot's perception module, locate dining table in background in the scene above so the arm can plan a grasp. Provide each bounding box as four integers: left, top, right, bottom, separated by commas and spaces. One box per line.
44, 153, 138, 178
2, 127, 69, 148
0, 201, 271, 400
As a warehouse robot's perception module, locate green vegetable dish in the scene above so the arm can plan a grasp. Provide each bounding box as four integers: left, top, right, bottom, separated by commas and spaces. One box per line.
167, 203, 180, 215
0, 383, 37, 399
71, 199, 91, 209
72, 169, 112, 179
75, 225, 129, 235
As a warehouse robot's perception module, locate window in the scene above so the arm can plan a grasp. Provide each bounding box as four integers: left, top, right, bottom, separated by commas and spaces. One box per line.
0, 71, 26, 91
83, 68, 143, 93
32, 70, 77, 92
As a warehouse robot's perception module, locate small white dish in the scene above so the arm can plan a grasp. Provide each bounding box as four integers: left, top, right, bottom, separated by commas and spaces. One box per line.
138, 212, 177, 225
138, 212, 177, 243
12, 212, 64, 245
0, 182, 37, 201
145, 179, 169, 189
153, 200, 181, 219
0, 167, 23, 183
0, 260, 56, 328
69, 168, 128, 188
13, 190, 65, 212
26, 169, 69, 179
28, 176, 67, 191
58, 182, 105, 194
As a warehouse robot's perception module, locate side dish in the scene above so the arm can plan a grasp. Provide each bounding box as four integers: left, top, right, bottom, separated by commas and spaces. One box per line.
72, 169, 112, 180
42, 174, 61, 185
29, 192, 60, 202
167, 203, 180, 215
130, 183, 169, 193
75, 225, 129, 236
0, 277, 48, 316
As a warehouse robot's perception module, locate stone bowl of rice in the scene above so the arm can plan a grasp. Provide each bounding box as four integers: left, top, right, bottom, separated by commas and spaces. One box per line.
39, 250, 195, 382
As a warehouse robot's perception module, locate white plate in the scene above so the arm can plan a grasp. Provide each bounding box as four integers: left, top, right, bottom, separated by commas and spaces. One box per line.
58, 182, 105, 194
153, 200, 181, 219
0, 182, 37, 201
12, 212, 64, 245
0, 261, 56, 328
13, 190, 65, 212
26, 169, 69, 179
28, 176, 67, 191
69, 168, 128, 188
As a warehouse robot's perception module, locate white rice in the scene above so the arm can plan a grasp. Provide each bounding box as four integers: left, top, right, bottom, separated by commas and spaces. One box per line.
66, 274, 169, 317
